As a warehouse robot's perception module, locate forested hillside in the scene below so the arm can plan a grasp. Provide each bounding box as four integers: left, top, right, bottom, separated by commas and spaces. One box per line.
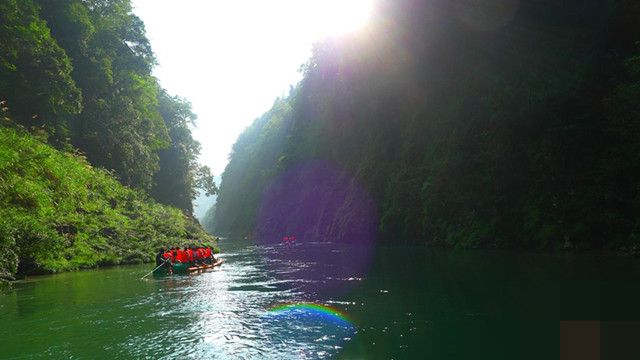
211, 0, 640, 251
0, 0, 216, 214
0, 124, 214, 281
0, 0, 216, 280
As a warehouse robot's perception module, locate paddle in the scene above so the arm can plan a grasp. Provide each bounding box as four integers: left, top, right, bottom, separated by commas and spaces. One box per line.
140, 257, 171, 280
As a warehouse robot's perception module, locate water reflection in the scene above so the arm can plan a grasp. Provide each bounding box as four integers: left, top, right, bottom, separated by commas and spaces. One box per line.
139, 240, 354, 359
4, 239, 630, 358
254, 160, 378, 299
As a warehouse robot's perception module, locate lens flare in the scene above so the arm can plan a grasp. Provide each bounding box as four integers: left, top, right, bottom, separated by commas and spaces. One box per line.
254, 159, 377, 245
268, 302, 356, 327
264, 302, 358, 357
254, 159, 377, 297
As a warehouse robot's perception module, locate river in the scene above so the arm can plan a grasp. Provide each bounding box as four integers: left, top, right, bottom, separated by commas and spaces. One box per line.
1, 238, 639, 359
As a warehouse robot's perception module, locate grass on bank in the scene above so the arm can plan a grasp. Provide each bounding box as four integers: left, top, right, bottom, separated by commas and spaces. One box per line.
0, 125, 217, 282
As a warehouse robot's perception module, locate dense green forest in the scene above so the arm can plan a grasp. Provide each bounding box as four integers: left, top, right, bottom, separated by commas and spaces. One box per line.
1, 0, 216, 281
209, 0, 640, 251
0, 125, 214, 281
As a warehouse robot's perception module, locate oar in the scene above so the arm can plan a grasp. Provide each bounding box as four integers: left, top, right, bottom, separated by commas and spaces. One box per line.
141, 257, 171, 279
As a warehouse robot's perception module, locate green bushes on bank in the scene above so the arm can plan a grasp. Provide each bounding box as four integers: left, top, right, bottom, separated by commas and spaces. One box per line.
0, 125, 214, 281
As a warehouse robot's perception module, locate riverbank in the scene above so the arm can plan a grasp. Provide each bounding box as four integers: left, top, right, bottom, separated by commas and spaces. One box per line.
0, 126, 216, 282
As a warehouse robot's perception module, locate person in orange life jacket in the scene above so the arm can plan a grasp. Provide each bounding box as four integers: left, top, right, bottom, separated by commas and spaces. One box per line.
204, 247, 214, 264
191, 247, 200, 265
168, 248, 177, 263
190, 247, 198, 265
200, 248, 209, 264
207, 247, 217, 263
192, 247, 199, 265
156, 248, 171, 267
290, 236, 295, 244
184, 247, 194, 265
165, 248, 174, 269
196, 248, 204, 264
163, 249, 173, 265
176, 248, 187, 263
201, 247, 208, 264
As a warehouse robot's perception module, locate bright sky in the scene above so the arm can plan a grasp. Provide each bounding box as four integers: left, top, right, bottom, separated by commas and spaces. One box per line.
132, 0, 373, 177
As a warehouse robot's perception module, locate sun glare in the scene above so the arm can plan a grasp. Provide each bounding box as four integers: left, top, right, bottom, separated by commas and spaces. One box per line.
132, 0, 376, 176
306, 0, 374, 38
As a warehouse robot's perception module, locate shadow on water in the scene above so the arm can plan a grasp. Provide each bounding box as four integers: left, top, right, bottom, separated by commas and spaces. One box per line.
337, 245, 640, 359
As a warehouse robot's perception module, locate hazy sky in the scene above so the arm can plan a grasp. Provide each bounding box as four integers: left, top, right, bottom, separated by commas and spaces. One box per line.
131, 0, 373, 177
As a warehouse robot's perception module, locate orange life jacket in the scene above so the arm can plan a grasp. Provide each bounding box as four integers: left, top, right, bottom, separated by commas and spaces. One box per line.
174, 250, 182, 262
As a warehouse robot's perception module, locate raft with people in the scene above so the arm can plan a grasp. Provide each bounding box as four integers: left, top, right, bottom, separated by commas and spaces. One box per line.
173, 258, 223, 273
152, 246, 222, 275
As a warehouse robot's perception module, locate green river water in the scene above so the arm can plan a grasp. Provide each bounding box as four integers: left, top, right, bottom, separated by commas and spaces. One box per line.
1, 237, 640, 359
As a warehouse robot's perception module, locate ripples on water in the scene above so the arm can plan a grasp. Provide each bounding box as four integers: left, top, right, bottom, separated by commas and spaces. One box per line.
0, 239, 364, 359
139, 241, 360, 359
4, 238, 634, 359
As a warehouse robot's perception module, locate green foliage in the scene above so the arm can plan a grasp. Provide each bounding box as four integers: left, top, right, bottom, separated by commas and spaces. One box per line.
211, 0, 640, 251
0, 0, 82, 137
201, 204, 217, 234
211, 96, 294, 236
1, 0, 211, 213
0, 0, 217, 281
52, 0, 168, 190
0, 125, 214, 281
150, 89, 218, 214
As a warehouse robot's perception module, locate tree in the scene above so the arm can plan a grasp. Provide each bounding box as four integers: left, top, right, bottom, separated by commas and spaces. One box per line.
150, 88, 217, 214
35, 0, 169, 190
0, 0, 82, 138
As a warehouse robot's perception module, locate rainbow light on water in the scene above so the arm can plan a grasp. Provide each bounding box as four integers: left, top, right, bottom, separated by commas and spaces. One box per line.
268, 302, 356, 327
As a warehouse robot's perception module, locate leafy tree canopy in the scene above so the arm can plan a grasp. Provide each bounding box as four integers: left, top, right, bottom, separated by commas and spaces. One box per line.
0, 0, 215, 214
